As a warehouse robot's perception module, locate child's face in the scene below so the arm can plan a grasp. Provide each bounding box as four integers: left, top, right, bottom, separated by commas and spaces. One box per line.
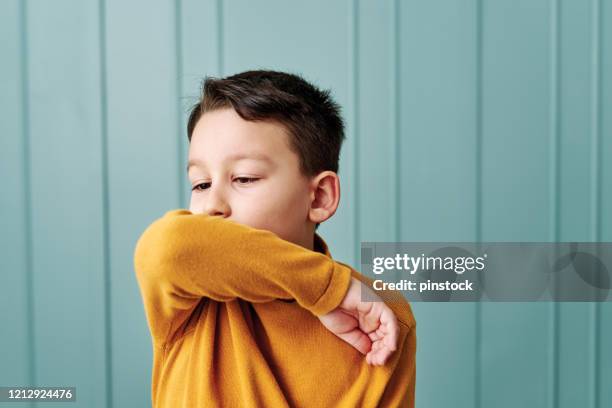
187, 108, 316, 247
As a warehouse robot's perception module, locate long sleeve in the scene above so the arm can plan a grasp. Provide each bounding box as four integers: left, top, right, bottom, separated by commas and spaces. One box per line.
378, 323, 417, 407
133, 209, 352, 346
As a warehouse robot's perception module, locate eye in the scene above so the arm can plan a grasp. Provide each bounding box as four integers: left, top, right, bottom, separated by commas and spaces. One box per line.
234, 177, 259, 185
191, 182, 211, 191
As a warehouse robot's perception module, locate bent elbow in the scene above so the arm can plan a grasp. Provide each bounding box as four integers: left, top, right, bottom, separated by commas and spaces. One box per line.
133, 214, 187, 282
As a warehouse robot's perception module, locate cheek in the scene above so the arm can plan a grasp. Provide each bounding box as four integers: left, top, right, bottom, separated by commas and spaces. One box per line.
241, 184, 310, 231
267, 186, 311, 227
280, 187, 311, 217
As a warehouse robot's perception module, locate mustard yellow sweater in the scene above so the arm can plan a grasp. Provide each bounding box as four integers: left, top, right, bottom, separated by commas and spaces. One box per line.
134, 209, 416, 407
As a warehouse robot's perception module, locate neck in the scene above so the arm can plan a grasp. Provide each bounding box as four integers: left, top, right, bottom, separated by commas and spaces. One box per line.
292, 224, 316, 252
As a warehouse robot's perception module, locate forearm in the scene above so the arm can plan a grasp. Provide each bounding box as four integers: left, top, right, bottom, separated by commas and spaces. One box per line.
134, 209, 352, 316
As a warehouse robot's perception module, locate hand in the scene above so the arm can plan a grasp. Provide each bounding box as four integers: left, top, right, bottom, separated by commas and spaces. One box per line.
317, 277, 399, 366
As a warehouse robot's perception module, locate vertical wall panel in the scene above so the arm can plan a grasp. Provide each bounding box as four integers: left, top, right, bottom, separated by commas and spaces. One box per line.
480, 1, 552, 407
179, 0, 222, 208
25, 0, 109, 406
0, 2, 33, 407
597, 0, 611, 407
556, 0, 596, 407
222, 0, 357, 266
104, 0, 180, 406
398, 1, 479, 407
357, 0, 397, 242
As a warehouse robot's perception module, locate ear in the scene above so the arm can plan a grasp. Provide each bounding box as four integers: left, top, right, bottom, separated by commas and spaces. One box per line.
308, 171, 340, 224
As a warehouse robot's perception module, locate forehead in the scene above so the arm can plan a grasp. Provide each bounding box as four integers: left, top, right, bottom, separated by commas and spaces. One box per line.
187, 108, 295, 170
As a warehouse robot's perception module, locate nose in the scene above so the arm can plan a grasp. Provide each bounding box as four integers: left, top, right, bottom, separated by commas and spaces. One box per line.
202, 184, 230, 217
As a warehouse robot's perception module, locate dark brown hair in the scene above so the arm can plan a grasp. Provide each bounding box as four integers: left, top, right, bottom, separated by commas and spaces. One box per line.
187, 70, 346, 177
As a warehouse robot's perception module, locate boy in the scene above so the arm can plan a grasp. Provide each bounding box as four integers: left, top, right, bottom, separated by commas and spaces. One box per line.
134, 70, 416, 407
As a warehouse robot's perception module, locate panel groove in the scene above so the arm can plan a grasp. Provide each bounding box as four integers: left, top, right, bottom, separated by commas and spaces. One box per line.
175, 0, 186, 209
98, 0, 113, 405
19, 0, 36, 398
351, 0, 360, 263
392, 0, 400, 243
549, 0, 560, 407
590, 0, 603, 406
475, 1, 483, 407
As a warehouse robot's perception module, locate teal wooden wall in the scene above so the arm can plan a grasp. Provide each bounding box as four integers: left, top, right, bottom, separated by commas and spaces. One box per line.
1, 0, 610, 407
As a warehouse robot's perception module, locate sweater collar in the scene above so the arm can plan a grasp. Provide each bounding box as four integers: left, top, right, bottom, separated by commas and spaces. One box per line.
313, 233, 332, 258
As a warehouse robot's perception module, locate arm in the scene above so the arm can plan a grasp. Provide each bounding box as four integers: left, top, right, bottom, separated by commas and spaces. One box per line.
133, 209, 352, 345
318, 277, 401, 366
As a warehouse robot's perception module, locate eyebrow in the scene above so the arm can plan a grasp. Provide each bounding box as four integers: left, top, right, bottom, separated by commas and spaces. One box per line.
186, 153, 275, 173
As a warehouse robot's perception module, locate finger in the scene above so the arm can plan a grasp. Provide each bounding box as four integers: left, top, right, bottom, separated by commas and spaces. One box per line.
357, 302, 379, 334
367, 315, 398, 357
319, 310, 359, 333
366, 348, 387, 366
367, 336, 398, 366
379, 309, 399, 351
372, 326, 387, 340
336, 329, 372, 355
366, 352, 379, 366
368, 330, 382, 342
375, 353, 388, 366
368, 348, 389, 366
